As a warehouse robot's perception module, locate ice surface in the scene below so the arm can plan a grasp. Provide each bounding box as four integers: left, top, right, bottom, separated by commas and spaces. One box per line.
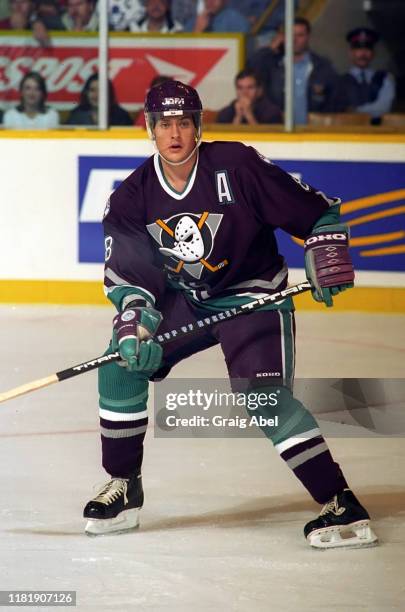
0, 306, 404, 611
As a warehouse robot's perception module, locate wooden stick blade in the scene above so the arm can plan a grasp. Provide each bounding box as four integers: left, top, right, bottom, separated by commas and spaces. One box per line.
0, 374, 59, 404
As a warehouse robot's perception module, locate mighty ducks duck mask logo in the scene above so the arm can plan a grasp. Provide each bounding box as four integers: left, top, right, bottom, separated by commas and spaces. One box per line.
146, 212, 228, 279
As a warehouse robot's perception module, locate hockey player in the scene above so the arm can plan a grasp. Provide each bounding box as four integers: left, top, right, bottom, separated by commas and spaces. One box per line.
83, 80, 377, 549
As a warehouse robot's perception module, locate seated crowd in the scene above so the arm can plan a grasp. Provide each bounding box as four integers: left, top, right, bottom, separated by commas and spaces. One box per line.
244, 19, 396, 125
0, 0, 398, 128
0, 0, 288, 37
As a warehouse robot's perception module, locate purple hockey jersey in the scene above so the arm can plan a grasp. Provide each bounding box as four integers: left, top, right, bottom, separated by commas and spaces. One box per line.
103, 141, 339, 308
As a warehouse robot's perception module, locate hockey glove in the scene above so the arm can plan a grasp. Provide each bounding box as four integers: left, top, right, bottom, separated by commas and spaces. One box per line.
304, 224, 355, 307
112, 305, 163, 373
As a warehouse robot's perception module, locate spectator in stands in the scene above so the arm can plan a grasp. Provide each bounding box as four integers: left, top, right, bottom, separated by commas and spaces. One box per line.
130, 0, 183, 32
217, 68, 282, 124
185, 0, 249, 33
62, 0, 98, 31
1, 0, 51, 46
247, 17, 338, 124
35, 0, 64, 29
134, 75, 171, 127
171, 0, 197, 28
108, 0, 144, 31
331, 28, 396, 123
3, 71, 59, 129
65, 73, 133, 126
230, 0, 299, 48
0, 0, 10, 25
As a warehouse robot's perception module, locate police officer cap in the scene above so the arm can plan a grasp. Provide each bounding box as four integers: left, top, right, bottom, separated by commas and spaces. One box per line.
346, 27, 379, 49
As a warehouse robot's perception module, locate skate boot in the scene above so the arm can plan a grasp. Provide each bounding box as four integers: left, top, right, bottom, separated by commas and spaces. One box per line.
83, 473, 144, 536
304, 489, 378, 550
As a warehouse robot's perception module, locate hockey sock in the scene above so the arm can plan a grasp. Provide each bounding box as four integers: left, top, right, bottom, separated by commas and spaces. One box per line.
246, 386, 348, 503
98, 351, 149, 478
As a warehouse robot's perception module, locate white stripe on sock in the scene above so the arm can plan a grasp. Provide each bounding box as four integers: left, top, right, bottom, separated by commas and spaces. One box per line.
275, 428, 321, 454
99, 408, 148, 422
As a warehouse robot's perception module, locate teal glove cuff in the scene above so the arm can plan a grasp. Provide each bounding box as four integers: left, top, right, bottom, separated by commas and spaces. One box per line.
311, 223, 351, 238
113, 306, 163, 373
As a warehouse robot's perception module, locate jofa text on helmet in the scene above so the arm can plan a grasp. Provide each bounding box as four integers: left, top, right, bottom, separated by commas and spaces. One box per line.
162, 97, 185, 106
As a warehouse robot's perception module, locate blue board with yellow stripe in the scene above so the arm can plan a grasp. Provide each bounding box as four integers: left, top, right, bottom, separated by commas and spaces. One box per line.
274, 160, 405, 272
78, 155, 405, 272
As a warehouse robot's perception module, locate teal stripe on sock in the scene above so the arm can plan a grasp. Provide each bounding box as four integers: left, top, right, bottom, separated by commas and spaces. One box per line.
246, 385, 319, 446
99, 389, 148, 412
271, 409, 305, 445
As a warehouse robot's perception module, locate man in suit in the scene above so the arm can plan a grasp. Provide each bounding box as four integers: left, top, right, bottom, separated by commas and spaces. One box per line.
332, 27, 396, 122
247, 17, 338, 125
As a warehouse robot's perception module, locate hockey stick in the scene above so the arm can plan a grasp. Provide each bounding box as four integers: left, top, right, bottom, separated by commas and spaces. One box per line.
0, 281, 311, 404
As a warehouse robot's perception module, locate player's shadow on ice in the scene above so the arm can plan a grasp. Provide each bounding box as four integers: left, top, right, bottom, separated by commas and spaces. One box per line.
5, 486, 405, 537
140, 486, 405, 533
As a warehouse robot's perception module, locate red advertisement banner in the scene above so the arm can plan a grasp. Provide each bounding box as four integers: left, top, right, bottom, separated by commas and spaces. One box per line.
0, 35, 240, 109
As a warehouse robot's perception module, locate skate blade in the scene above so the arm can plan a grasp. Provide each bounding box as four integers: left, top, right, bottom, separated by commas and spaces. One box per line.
85, 508, 140, 537
307, 520, 379, 550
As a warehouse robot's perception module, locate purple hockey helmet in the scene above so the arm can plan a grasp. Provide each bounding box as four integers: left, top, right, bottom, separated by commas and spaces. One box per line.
144, 80, 203, 139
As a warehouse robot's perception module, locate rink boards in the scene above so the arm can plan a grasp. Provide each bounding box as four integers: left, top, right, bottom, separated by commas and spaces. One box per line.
0, 129, 404, 311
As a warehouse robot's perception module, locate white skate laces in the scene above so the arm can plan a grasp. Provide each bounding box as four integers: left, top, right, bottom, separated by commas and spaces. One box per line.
93, 478, 129, 506
84, 476, 142, 536
306, 491, 378, 549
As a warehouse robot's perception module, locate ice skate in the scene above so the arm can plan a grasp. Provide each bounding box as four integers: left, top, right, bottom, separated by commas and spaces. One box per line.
83, 473, 144, 536
304, 489, 378, 550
